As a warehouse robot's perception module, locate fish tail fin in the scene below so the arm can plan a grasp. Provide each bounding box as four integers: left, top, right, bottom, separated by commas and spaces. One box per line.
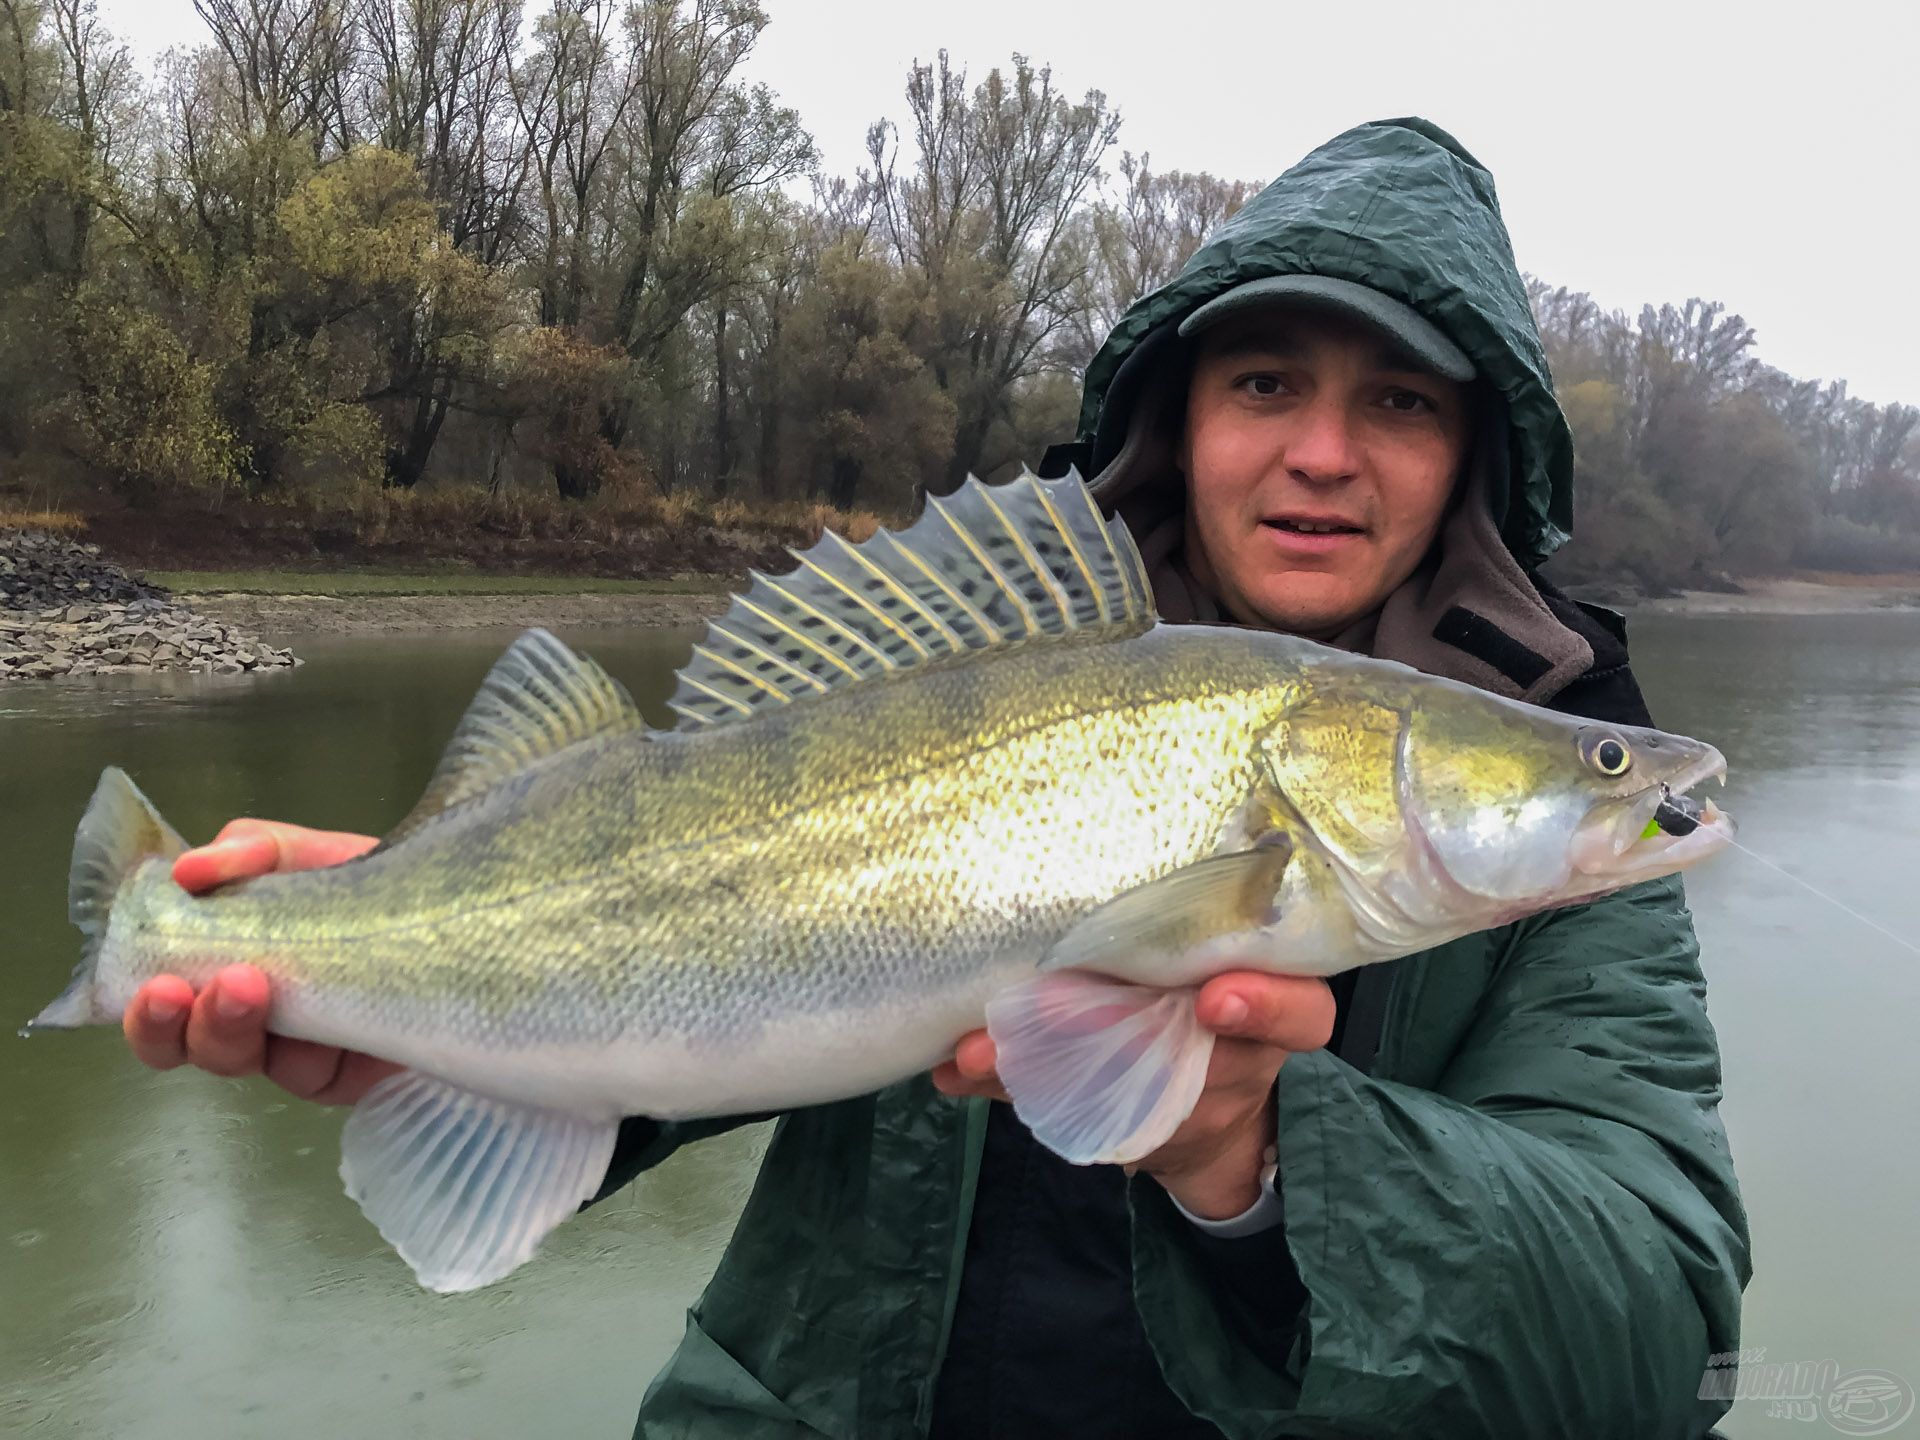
25, 768, 186, 1033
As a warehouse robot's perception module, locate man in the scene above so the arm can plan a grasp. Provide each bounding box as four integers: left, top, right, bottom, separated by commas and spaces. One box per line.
123, 118, 1749, 1437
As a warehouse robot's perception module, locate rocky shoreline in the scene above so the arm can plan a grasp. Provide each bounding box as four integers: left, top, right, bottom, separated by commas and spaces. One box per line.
1, 531, 299, 680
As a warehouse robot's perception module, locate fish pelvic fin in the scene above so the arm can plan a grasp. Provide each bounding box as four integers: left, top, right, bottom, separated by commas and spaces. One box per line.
668, 469, 1156, 730
386, 629, 644, 844
27, 767, 186, 1033
985, 972, 1215, 1167
340, 1071, 619, 1293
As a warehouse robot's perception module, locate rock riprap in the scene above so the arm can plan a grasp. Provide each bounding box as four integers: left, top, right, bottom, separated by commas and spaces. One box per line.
0, 530, 299, 680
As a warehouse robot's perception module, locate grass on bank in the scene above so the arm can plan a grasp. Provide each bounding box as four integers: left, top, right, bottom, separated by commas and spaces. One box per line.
147, 570, 734, 597
293, 486, 895, 547
0, 508, 87, 532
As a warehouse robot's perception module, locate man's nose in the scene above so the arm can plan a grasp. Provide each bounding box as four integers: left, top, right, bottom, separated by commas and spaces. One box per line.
1283, 397, 1362, 485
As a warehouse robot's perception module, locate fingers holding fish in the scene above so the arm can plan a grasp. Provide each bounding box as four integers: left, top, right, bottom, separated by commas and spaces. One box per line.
180, 963, 273, 1077
940, 970, 1326, 1218
1194, 973, 1335, 1053
172, 819, 378, 894
124, 965, 268, 1077
137, 820, 397, 1097
934, 971, 1330, 1108
1131, 977, 1332, 1213
931, 1030, 1008, 1103
264, 1039, 402, 1106
937, 1013, 1287, 1219
123, 964, 399, 1103
122, 974, 197, 1069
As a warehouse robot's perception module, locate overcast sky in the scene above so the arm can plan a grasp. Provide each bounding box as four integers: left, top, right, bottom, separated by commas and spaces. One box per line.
99, 0, 1920, 407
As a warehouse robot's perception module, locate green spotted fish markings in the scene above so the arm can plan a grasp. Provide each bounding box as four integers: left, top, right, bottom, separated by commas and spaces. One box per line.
25, 471, 1735, 1292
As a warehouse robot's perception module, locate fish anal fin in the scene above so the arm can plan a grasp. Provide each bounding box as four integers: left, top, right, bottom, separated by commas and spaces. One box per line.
339, 1071, 619, 1293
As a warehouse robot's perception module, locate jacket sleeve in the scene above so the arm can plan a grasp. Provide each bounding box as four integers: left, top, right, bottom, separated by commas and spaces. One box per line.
1127, 876, 1751, 1439
584, 1113, 773, 1206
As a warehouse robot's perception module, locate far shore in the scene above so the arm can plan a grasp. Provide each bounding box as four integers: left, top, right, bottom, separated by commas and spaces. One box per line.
182, 588, 733, 640
1621, 573, 1920, 617
176, 570, 1920, 642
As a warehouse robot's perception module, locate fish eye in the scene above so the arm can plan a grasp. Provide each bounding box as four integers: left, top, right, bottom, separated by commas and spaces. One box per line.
1585, 736, 1633, 777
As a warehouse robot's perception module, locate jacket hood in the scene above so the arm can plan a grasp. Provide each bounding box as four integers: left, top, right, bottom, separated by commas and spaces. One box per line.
1077, 117, 1573, 569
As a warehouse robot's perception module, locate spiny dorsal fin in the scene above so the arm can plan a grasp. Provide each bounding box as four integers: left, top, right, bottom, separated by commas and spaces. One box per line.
388, 629, 642, 841
669, 470, 1154, 730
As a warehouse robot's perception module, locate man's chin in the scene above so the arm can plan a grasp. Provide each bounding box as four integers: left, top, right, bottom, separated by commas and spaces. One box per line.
1234, 580, 1373, 641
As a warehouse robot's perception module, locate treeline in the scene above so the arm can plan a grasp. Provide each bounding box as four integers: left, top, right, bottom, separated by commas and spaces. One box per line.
1531, 287, 1920, 587
0, 0, 1249, 519
2, 0, 1915, 586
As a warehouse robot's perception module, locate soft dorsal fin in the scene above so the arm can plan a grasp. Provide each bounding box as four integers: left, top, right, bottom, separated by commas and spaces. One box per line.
669, 470, 1154, 730
388, 629, 642, 841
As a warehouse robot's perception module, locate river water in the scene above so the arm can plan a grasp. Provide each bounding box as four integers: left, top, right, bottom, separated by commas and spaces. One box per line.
2, 614, 1916, 1439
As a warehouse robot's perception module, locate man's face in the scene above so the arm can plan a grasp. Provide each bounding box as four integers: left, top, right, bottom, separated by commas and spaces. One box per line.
1180, 308, 1473, 639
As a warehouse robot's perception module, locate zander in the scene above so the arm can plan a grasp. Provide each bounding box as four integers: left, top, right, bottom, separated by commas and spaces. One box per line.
25, 472, 1733, 1292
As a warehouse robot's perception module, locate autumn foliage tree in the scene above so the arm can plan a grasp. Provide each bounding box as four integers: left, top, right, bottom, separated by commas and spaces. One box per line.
0, 0, 1911, 593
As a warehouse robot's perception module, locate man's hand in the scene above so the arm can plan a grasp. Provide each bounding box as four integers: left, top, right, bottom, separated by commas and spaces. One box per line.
122, 819, 401, 1106
932, 972, 1335, 1220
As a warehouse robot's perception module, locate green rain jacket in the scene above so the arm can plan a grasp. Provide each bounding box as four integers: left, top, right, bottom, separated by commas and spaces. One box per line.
597, 118, 1751, 1439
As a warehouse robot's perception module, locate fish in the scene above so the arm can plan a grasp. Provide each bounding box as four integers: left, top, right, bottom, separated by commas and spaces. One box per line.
24, 471, 1734, 1292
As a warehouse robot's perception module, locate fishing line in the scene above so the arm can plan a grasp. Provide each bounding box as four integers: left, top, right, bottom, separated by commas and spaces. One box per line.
1723, 835, 1920, 959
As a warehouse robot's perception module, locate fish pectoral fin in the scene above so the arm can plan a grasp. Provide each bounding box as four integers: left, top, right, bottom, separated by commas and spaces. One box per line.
984, 972, 1214, 1167
1042, 842, 1294, 984
340, 1071, 619, 1294
993, 847, 1296, 1166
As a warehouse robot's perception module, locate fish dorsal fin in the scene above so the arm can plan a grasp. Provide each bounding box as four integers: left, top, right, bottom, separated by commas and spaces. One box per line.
669, 470, 1154, 729
388, 629, 642, 841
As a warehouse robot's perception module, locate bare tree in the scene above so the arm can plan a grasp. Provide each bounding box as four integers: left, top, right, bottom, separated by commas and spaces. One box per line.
356, 0, 525, 254
508, 0, 809, 495
193, 0, 357, 154
352, 0, 529, 484
868, 51, 1119, 488
1070, 151, 1254, 358
508, 0, 635, 332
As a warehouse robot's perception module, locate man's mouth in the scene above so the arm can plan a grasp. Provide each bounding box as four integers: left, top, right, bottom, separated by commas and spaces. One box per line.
1265, 515, 1366, 536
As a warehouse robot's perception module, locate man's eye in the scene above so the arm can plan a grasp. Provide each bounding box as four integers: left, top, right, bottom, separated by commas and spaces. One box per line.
1239, 374, 1285, 397
1382, 388, 1436, 415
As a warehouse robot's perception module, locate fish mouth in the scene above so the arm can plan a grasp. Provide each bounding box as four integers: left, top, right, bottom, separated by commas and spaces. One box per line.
1572, 745, 1734, 877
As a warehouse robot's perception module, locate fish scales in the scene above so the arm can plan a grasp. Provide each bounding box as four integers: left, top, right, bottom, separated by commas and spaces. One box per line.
91, 629, 1305, 1095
